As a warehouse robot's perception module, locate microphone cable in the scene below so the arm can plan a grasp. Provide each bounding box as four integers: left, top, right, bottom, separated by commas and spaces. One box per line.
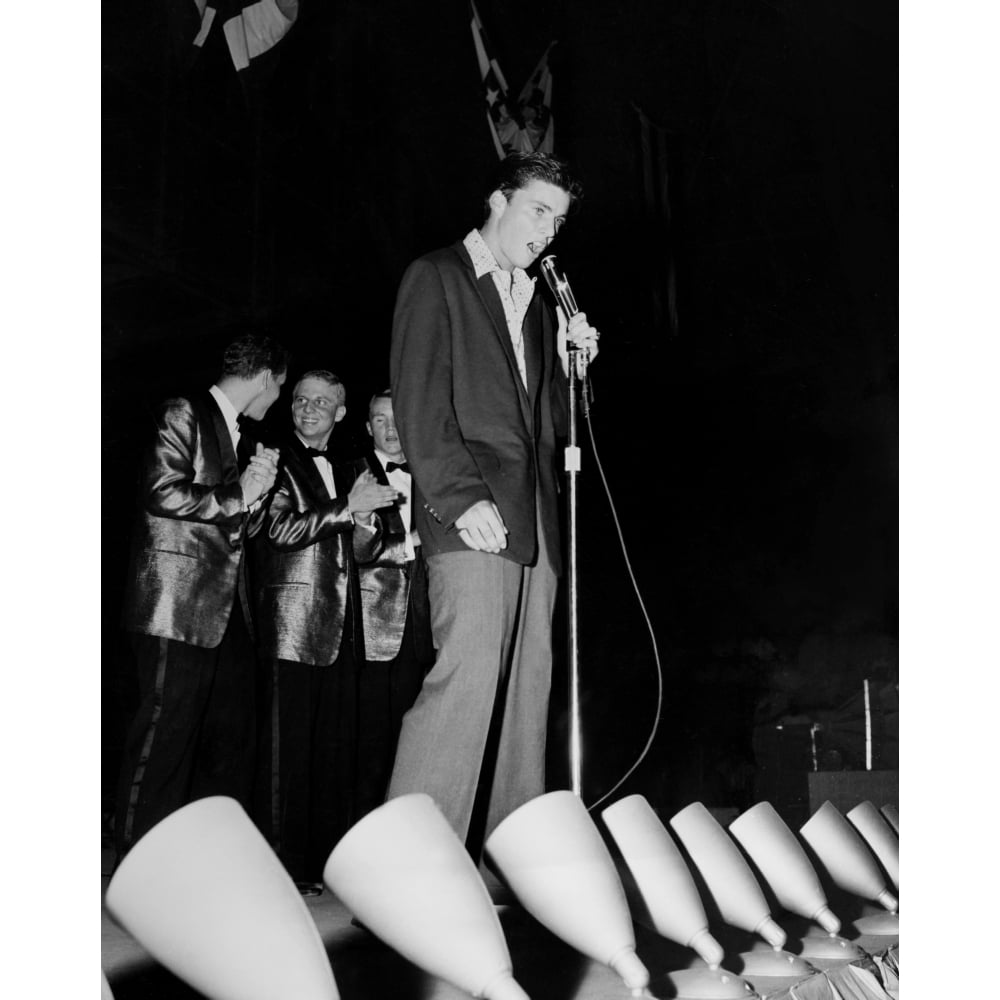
573, 370, 666, 816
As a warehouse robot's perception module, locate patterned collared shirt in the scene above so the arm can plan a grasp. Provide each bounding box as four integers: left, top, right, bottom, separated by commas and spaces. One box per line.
463, 228, 536, 388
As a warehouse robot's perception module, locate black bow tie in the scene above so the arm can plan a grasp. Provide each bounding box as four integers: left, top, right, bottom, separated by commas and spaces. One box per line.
306, 447, 333, 462
385, 461, 409, 474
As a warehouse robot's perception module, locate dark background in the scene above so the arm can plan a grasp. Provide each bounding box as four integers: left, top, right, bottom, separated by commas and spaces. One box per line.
103, 0, 897, 822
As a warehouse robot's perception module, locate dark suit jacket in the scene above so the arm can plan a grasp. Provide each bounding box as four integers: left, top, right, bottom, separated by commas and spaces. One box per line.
122, 392, 255, 648
353, 453, 433, 663
389, 240, 568, 573
252, 433, 382, 667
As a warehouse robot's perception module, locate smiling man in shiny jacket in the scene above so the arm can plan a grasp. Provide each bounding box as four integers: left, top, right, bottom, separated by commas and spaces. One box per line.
251, 369, 398, 890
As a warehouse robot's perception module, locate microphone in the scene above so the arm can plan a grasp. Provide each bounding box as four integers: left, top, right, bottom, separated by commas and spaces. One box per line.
541, 254, 593, 404
540, 255, 579, 318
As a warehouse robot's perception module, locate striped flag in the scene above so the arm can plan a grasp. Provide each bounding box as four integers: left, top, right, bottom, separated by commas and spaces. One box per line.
191, 0, 299, 76
470, 0, 513, 158
469, 1, 555, 158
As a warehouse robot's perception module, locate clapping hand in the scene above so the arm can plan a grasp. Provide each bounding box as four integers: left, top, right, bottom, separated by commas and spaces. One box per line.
349, 469, 400, 524
240, 443, 281, 505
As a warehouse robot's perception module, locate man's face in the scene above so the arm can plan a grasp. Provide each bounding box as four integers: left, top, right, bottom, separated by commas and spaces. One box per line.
291, 376, 345, 447
245, 369, 287, 420
487, 178, 571, 272
367, 396, 403, 459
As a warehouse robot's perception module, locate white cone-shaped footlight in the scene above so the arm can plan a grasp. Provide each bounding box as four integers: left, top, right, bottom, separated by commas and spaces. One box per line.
881, 804, 899, 835
323, 794, 529, 1000
729, 802, 841, 934
603, 795, 759, 1000
670, 802, 813, 979
728, 802, 863, 964
485, 791, 650, 993
800, 801, 898, 914
104, 797, 339, 1000
602, 795, 725, 966
846, 801, 899, 890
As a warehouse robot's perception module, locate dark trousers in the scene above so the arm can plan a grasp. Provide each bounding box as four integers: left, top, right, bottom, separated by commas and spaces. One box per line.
257, 638, 361, 883
356, 565, 434, 821
115, 602, 257, 857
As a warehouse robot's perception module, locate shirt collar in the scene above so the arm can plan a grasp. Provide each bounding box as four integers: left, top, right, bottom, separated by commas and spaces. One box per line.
463, 228, 535, 288
209, 384, 241, 437
295, 431, 331, 452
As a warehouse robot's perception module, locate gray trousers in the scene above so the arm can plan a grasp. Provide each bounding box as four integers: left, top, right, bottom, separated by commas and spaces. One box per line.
386, 539, 557, 851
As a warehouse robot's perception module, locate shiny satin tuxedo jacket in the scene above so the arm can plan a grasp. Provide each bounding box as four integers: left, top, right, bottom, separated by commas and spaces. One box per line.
353, 453, 432, 663
122, 392, 256, 648
252, 433, 382, 667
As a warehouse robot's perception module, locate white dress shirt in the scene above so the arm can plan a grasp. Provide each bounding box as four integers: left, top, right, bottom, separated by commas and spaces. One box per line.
375, 448, 418, 560
209, 383, 264, 511
295, 433, 336, 499
209, 384, 241, 454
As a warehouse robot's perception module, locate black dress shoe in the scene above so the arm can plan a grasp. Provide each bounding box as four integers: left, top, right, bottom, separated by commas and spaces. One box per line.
295, 881, 324, 897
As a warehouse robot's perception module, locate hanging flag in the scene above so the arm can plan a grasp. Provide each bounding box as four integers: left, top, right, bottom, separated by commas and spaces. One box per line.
191, 0, 299, 77
634, 103, 680, 336
469, 0, 514, 159
469, 1, 556, 158
512, 42, 555, 154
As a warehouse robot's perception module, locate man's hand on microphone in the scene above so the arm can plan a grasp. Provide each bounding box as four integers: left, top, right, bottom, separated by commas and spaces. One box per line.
557, 307, 601, 376
455, 499, 508, 553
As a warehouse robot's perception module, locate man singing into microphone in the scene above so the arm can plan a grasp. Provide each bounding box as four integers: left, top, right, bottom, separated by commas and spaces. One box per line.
387, 151, 600, 872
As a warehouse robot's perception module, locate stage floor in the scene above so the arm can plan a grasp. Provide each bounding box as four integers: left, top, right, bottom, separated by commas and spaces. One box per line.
101, 847, 898, 1000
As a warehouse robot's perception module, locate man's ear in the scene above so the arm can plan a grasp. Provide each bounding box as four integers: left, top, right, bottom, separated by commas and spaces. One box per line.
334, 404, 347, 424
488, 189, 507, 217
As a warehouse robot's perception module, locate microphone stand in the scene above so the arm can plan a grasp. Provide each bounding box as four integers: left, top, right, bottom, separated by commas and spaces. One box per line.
542, 254, 591, 798
565, 346, 591, 797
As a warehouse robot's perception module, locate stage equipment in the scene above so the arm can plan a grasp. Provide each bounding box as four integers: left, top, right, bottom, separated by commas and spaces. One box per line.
602, 795, 725, 964
485, 791, 650, 994
727, 802, 864, 963
728, 802, 841, 934
846, 801, 899, 890
669, 802, 814, 979
800, 801, 898, 912
800, 801, 899, 936
602, 795, 759, 1000
104, 796, 339, 1000
540, 253, 590, 796
880, 804, 899, 835
323, 794, 530, 1000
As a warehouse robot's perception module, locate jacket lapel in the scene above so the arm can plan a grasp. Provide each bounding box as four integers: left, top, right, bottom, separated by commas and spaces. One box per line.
523, 296, 545, 410
456, 243, 534, 429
